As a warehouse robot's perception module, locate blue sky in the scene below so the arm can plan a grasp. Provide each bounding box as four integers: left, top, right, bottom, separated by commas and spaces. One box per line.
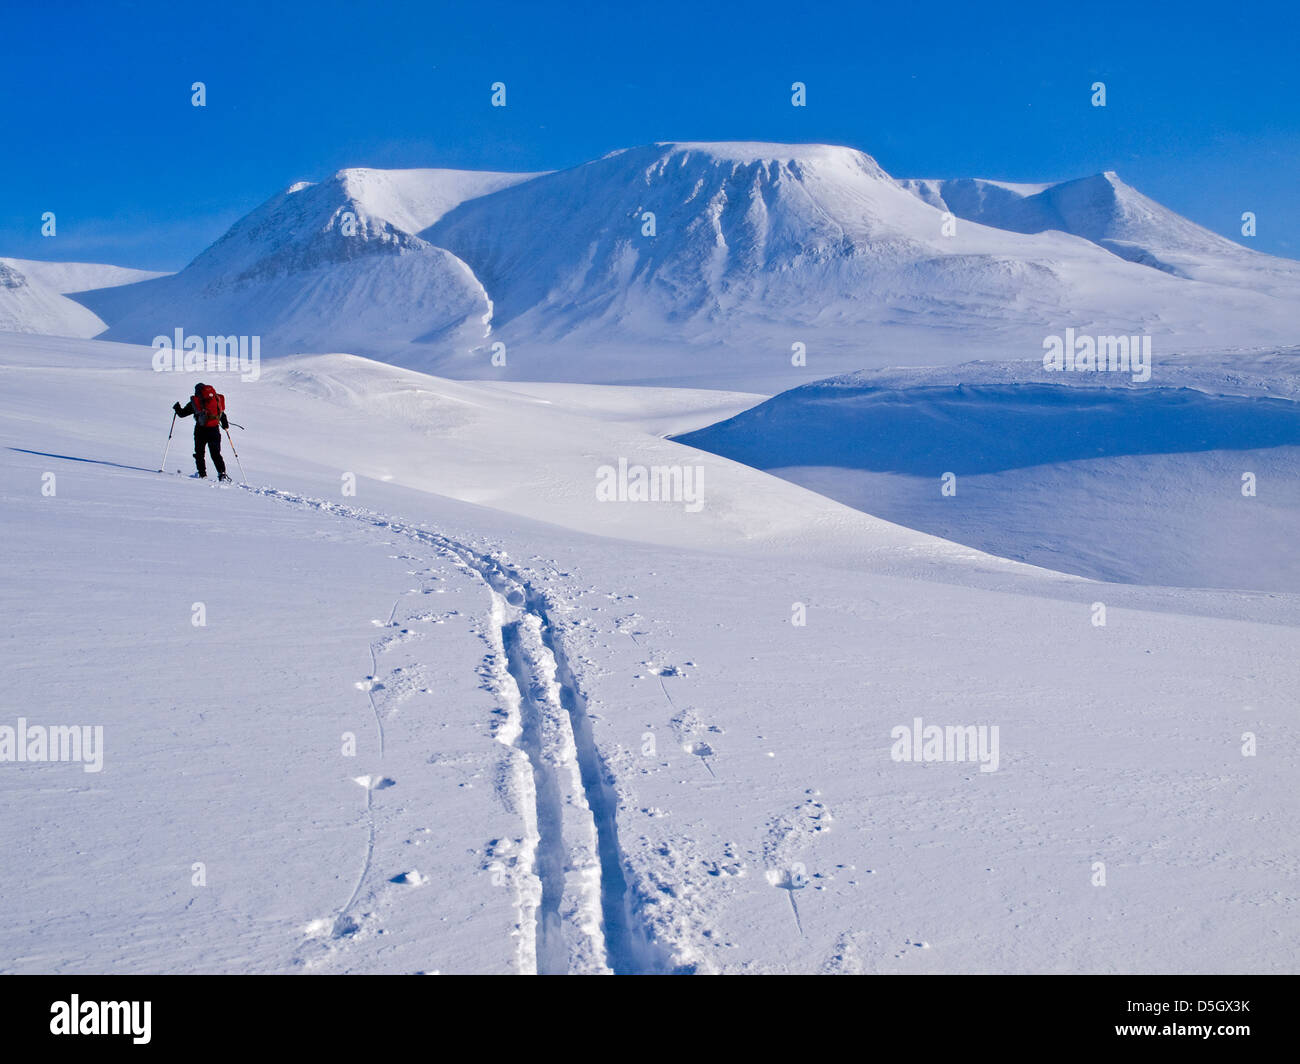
2, 0, 1296, 269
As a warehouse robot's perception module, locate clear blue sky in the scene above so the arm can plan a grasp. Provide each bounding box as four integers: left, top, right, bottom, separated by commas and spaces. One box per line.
2, 0, 1296, 269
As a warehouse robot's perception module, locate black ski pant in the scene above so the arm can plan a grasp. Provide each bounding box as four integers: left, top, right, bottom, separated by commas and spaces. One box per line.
194, 425, 227, 477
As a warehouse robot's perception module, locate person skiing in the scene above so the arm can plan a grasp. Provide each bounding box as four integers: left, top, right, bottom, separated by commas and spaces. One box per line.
172, 383, 231, 481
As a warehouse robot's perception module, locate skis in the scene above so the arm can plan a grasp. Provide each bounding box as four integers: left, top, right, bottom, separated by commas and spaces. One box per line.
167, 470, 235, 487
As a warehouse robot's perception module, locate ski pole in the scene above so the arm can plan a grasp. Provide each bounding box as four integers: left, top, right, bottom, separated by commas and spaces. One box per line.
223, 425, 247, 484
160, 412, 177, 472
226, 420, 246, 430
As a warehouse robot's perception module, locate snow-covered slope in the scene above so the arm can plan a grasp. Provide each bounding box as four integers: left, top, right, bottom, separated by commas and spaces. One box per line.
4, 258, 167, 294
4, 334, 1299, 976
677, 355, 1300, 590
902, 177, 1054, 218
903, 172, 1300, 296
3, 333, 1298, 974
81, 169, 542, 371
0, 257, 165, 338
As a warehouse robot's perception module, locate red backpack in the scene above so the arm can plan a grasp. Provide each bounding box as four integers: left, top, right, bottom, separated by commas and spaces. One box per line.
193, 384, 225, 428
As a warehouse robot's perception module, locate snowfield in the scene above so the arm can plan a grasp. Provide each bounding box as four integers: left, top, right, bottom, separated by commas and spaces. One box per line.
2, 332, 1297, 974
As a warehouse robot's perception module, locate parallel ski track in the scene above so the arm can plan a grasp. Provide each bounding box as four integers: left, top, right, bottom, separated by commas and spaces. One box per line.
243, 484, 667, 975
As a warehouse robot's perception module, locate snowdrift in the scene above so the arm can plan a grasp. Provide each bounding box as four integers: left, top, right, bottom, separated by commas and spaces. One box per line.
676, 375, 1300, 475
677, 361, 1300, 589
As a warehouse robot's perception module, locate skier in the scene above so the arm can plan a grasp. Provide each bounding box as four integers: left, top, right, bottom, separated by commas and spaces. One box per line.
172, 383, 231, 481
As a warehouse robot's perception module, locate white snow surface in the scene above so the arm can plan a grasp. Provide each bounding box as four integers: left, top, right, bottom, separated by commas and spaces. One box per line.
4, 259, 167, 294
2, 332, 1296, 974
677, 352, 1300, 591
0, 258, 166, 338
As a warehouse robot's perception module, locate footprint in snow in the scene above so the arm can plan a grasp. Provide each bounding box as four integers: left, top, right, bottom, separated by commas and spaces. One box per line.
375, 629, 419, 652
669, 706, 723, 746
648, 663, 688, 677
302, 918, 333, 939
332, 916, 361, 939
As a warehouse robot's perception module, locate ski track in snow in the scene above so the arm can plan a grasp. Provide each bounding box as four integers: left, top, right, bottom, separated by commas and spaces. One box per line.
333, 783, 375, 941
363, 624, 391, 758
325, 598, 404, 946
243, 484, 667, 975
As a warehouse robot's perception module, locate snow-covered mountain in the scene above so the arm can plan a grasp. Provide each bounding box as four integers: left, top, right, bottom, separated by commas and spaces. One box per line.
0, 257, 164, 338
428, 142, 1300, 383
79, 168, 541, 371
54, 143, 1300, 388
901, 171, 1300, 295
428, 142, 1135, 331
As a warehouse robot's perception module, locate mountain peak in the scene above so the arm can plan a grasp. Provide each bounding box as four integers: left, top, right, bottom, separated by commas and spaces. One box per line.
60, 146, 1300, 385
647, 140, 891, 180
659, 140, 870, 160
903, 167, 1251, 267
